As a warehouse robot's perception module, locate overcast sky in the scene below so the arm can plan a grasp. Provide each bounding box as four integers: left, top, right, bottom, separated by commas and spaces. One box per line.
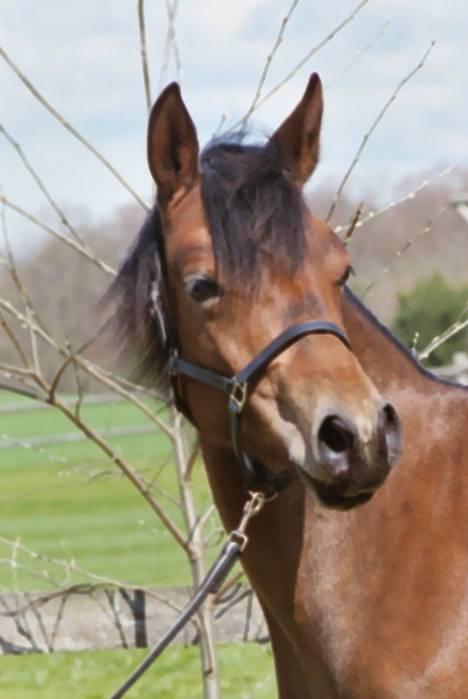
0, 0, 467, 239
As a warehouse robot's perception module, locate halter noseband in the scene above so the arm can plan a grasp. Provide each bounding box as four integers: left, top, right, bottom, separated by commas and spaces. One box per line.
168, 320, 350, 493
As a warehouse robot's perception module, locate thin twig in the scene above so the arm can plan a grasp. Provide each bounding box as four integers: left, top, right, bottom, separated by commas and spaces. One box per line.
344, 201, 364, 243
230, 0, 372, 130
419, 306, 468, 361
1, 209, 43, 375
0, 296, 173, 437
241, 0, 300, 128
0, 195, 116, 277
0, 47, 149, 211
0, 363, 36, 378
1, 197, 50, 338
158, 0, 180, 92
0, 537, 190, 619
327, 41, 436, 223
333, 159, 464, 236
167, 1, 182, 84
26, 306, 41, 376
0, 121, 87, 246
362, 203, 448, 298
50, 394, 187, 551
137, 0, 152, 113
185, 439, 200, 480
0, 380, 45, 402
0, 308, 29, 368
325, 21, 390, 88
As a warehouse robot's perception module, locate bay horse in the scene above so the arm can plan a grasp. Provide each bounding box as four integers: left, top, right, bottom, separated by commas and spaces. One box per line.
111, 75, 468, 697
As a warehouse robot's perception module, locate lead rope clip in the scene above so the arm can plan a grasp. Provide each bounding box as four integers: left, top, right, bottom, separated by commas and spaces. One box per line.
228, 490, 276, 552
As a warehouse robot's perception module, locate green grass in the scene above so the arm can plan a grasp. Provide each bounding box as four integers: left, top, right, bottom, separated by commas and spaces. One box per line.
0, 395, 276, 695
0, 644, 276, 698
0, 394, 212, 589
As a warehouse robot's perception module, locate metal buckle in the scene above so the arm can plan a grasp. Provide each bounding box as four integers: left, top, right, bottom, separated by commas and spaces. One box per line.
228, 491, 269, 552
229, 530, 249, 552
228, 380, 247, 413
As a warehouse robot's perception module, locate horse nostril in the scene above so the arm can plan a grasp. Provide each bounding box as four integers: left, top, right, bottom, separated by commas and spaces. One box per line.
318, 415, 356, 454
380, 403, 402, 464
317, 416, 356, 478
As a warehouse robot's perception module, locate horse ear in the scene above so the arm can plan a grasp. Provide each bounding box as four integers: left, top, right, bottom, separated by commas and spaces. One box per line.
271, 73, 323, 185
147, 83, 199, 204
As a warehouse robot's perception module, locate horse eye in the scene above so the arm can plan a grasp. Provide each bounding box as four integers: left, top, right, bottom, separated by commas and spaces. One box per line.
185, 276, 222, 304
338, 265, 355, 287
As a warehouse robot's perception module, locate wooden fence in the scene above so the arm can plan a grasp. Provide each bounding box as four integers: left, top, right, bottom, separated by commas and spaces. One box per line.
0, 585, 267, 655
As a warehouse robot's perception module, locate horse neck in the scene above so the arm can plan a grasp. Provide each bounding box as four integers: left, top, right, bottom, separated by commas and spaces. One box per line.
342, 288, 468, 471
341, 288, 432, 396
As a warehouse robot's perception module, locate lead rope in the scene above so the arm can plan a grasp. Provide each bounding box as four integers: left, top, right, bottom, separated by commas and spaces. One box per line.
109, 491, 273, 699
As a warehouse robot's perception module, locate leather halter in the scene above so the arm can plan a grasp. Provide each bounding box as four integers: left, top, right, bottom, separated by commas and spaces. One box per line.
168, 320, 351, 493
153, 233, 351, 495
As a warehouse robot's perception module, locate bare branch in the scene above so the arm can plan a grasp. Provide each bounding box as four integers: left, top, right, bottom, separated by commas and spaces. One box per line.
137, 0, 152, 113
170, 407, 220, 697
49, 393, 187, 551
0, 195, 116, 277
325, 20, 390, 88
0, 122, 87, 246
0, 363, 36, 379
0, 309, 29, 368
362, 203, 448, 297
333, 159, 464, 236
344, 201, 364, 243
158, 0, 180, 92
327, 41, 436, 223
185, 439, 200, 480
230, 0, 372, 130
0, 536, 189, 619
1, 205, 45, 374
0, 294, 173, 438
0, 47, 149, 211
0, 297, 63, 353
77, 358, 174, 439
167, 1, 182, 84
419, 307, 468, 362
241, 0, 300, 128
0, 379, 45, 402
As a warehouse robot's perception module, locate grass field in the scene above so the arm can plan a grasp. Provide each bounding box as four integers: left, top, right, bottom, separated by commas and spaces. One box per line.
0, 644, 276, 698
0, 393, 213, 589
0, 392, 276, 697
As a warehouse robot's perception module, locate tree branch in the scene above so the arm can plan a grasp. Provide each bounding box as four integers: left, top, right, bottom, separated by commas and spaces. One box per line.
0, 46, 149, 211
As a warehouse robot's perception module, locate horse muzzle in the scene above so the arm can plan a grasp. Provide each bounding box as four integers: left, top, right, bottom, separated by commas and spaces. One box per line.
302, 402, 402, 509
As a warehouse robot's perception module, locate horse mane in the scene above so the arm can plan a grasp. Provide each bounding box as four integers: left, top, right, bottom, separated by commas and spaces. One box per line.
107, 134, 307, 394
105, 208, 171, 397
200, 135, 306, 281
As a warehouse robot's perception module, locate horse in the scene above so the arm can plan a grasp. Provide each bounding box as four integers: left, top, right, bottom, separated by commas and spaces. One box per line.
110, 74, 468, 698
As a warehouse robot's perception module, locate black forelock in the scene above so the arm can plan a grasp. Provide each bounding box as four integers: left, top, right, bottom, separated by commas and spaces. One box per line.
200, 133, 306, 285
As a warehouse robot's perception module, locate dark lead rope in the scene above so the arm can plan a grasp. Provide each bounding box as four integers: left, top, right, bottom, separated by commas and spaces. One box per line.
110, 540, 242, 699
109, 492, 269, 699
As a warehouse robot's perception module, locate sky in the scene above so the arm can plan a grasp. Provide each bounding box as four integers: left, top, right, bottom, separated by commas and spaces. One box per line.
0, 0, 467, 243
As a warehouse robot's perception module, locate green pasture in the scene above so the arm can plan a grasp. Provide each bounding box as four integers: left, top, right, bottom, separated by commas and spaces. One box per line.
0, 392, 213, 589
0, 644, 276, 698
0, 392, 276, 697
